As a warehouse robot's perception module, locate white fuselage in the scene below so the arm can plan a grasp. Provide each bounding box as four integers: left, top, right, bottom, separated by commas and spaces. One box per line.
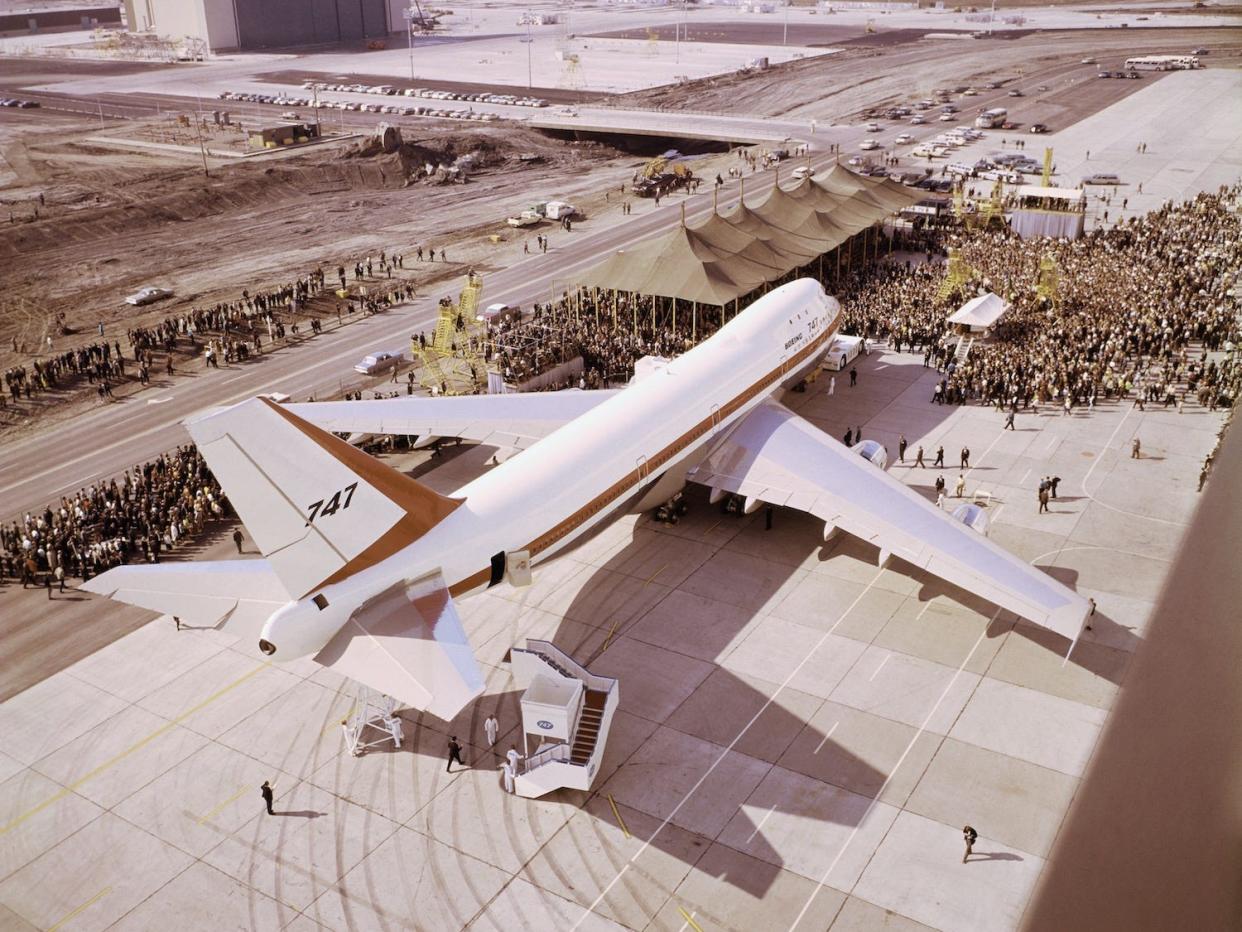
311, 278, 840, 618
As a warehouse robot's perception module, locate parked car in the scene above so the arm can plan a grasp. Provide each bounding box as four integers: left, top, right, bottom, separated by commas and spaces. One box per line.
792, 165, 815, 180
125, 287, 173, 306
1082, 173, 1121, 185
1007, 89, 1023, 97
353, 351, 403, 375
507, 210, 542, 227
909, 115, 926, 125
478, 303, 521, 324
859, 139, 881, 151
1029, 123, 1049, 133
894, 133, 914, 144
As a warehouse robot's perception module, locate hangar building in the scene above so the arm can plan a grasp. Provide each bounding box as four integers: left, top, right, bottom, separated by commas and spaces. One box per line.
124, 0, 401, 51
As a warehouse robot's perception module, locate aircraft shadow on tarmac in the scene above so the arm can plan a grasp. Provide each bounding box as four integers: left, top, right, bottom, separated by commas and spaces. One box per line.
526, 484, 1130, 898
352, 444, 1135, 900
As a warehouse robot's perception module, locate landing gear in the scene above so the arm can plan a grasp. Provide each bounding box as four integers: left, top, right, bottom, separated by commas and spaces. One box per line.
653, 491, 690, 525
341, 686, 403, 756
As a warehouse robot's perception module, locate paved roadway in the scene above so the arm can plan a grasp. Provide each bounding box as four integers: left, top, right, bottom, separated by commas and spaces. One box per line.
0, 152, 823, 518
0, 53, 1173, 518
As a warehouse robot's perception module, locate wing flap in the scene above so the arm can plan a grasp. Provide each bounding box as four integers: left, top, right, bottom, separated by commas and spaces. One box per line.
312, 572, 484, 720
689, 402, 1089, 640
283, 390, 620, 451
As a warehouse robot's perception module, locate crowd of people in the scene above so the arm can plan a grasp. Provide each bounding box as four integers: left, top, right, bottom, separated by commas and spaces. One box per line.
4, 183, 1239, 589
3, 250, 417, 417
481, 291, 727, 390
4, 338, 124, 405
0, 446, 229, 588
842, 185, 1242, 418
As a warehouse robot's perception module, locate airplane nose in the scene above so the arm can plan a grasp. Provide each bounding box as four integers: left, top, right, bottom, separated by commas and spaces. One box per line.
258, 639, 277, 656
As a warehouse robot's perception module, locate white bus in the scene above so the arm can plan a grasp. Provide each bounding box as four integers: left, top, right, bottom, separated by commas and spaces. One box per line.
1125, 55, 1200, 71
975, 107, 1007, 129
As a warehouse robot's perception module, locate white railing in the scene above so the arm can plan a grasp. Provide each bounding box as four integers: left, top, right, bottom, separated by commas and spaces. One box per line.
525, 639, 618, 693
524, 742, 571, 773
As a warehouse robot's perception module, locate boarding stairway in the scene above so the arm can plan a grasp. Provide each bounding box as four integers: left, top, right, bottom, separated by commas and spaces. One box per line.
505, 639, 619, 799
954, 335, 974, 363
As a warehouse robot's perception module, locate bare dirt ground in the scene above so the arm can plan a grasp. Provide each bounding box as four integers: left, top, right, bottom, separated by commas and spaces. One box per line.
618, 26, 1241, 120
0, 110, 648, 436
0, 21, 1235, 439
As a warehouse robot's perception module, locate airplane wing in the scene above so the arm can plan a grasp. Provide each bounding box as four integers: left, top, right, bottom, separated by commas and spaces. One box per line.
282, 390, 621, 451
313, 571, 484, 720
80, 560, 290, 643
687, 401, 1089, 641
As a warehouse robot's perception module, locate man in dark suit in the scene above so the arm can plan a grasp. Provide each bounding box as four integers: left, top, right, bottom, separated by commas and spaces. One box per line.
447, 736, 466, 773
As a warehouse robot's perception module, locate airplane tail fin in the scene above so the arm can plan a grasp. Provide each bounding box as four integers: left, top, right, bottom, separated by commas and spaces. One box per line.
187, 396, 461, 599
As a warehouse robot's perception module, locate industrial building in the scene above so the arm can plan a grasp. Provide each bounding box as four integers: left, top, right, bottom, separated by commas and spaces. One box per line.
123, 0, 406, 51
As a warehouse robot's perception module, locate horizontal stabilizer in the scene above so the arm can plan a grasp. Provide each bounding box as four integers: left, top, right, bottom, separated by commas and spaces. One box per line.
80, 560, 290, 642
313, 572, 484, 720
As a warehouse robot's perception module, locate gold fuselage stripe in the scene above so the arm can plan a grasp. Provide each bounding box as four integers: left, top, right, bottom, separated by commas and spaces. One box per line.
447, 316, 840, 597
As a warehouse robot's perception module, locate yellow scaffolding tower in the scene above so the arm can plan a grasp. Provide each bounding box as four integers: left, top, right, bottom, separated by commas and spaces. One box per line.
1041, 146, 1054, 187
938, 246, 974, 302
413, 272, 487, 395
1035, 252, 1061, 309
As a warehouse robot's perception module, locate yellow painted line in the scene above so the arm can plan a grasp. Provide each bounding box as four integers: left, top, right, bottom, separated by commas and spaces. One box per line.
601, 618, 620, 652
1, 662, 269, 837
48, 886, 111, 932
607, 794, 630, 839
643, 564, 667, 586
195, 784, 250, 826
678, 906, 704, 932
702, 520, 721, 538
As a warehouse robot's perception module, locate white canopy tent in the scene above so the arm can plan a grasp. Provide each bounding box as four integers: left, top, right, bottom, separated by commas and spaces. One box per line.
948, 292, 1009, 332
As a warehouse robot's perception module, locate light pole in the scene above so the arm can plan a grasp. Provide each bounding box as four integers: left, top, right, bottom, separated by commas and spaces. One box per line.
402, 6, 416, 81
783, 0, 789, 47
520, 23, 533, 90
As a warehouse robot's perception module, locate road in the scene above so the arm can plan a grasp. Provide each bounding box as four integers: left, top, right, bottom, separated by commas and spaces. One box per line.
0, 51, 1173, 518
0, 155, 814, 518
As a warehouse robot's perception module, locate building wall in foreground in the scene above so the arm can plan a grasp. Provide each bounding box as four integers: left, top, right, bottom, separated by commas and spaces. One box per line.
128, 0, 237, 50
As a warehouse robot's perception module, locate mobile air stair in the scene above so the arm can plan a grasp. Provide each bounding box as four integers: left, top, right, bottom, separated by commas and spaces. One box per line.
505, 639, 619, 799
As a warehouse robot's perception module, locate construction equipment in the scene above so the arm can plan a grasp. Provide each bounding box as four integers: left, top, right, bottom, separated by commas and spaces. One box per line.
413, 272, 488, 395
406, 0, 440, 34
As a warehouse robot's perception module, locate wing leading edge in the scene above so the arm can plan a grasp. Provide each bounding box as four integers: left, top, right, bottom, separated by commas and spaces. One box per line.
283, 390, 621, 451
688, 401, 1089, 641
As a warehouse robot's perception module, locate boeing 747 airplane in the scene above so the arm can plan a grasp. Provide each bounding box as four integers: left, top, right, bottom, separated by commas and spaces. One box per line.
83, 278, 1089, 719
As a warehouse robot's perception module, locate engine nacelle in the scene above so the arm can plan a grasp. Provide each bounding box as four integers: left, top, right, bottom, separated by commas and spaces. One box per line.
258, 595, 349, 661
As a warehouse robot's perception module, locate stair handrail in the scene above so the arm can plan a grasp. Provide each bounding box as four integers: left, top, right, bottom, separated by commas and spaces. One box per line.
524, 742, 571, 773
521, 745, 568, 775
525, 639, 618, 692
